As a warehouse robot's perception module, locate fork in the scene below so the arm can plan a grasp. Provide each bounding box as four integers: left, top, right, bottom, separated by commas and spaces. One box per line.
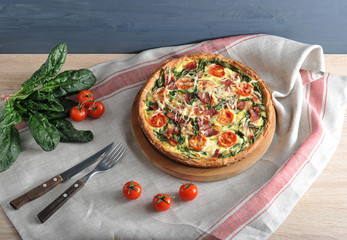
38, 143, 126, 223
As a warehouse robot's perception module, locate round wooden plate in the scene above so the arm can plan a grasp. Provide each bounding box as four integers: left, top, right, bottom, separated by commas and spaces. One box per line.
131, 96, 276, 182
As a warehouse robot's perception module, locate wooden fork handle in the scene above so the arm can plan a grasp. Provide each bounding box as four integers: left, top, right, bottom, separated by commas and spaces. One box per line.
38, 179, 84, 223
10, 175, 64, 210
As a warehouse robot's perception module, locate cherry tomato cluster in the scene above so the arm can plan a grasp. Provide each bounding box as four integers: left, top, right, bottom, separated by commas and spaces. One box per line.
70, 90, 105, 122
122, 181, 198, 212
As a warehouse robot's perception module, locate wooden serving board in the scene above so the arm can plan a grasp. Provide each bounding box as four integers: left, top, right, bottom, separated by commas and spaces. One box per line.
131, 97, 276, 182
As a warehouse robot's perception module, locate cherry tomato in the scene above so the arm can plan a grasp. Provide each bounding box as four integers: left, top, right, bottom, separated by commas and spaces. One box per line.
78, 90, 95, 108
87, 101, 105, 118
208, 65, 225, 78
177, 76, 194, 90
237, 83, 253, 97
148, 113, 167, 128
179, 183, 198, 201
153, 193, 173, 212
189, 134, 207, 151
217, 109, 234, 125
70, 105, 87, 122
183, 61, 197, 70
123, 180, 142, 200
218, 132, 237, 148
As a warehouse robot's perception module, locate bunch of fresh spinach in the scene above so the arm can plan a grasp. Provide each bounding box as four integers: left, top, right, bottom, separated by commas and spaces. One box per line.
0, 43, 97, 172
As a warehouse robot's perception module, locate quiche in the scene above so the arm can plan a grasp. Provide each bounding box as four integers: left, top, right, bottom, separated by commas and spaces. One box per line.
136, 53, 274, 168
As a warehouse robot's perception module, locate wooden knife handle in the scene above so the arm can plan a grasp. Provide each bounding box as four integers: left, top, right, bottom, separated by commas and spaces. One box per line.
38, 179, 84, 223
10, 174, 64, 210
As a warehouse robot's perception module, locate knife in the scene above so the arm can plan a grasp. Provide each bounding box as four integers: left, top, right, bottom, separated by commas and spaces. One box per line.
10, 142, 114, 210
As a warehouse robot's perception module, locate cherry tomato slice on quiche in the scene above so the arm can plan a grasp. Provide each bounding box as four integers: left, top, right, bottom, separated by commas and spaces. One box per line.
218, 131, 237, 148
237, 83, 253, 97
70, 105, 87, 122
123, 180, 142, 200
153, 193, 173, 212
78, 90, 95, 108
217, 109, 234, 125
148, 113, 167, 128
177, 76, 194, 90
87, 101, 105, 118
208, 64, 225, 78
189, 134, 207, 151
179, 183, 198, 201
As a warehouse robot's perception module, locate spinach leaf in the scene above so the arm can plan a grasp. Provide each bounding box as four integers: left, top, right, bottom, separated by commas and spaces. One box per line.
25, 99, 64, 112
0, 125, 20, 172
26, 111, 60, 151
51, 119, 93, 143
39, 98, 77, 120
198, 58, 208, 71
21, 43, 67, 93
37, 69, 97, 98
153, 131, 169, 142
0, 102, 22, 128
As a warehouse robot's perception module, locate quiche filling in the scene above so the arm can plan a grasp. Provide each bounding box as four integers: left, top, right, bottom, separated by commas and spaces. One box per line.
144, 58, 267, 160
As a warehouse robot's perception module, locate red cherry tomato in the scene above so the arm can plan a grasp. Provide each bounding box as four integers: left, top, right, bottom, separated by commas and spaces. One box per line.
78, 90, 95, 108
237, 83, 253, 97
208, 65, 225, 78
189, 134, 207, 151
177, 76, 194, 90
217, 109, 234, 125
70, 105, 87, 122
152, 193, 173, 212
179, 183, 198, 201
87, 101, 105, 118
148, 113, 167, 128
123, 180, 142, 200
218, 132, 237, 148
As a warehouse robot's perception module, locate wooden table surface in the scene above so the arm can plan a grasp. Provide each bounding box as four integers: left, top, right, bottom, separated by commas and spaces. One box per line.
0, 54, 346, 239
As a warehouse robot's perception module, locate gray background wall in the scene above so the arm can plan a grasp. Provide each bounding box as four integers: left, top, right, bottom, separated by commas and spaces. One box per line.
1, 0, 346, 54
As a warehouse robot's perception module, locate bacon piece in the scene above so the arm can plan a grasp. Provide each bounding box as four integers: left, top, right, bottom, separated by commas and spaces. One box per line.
168, 124, 179, 134
167, 111, 184, 123
249, 106, 261, 122
150, 103, 159, 110
197, 92, 212, 104
211, 149, 220, 158
184, 93, 191, 103
203, 127, 220, 137
197, 117, 220, 137
164, 72, 177, 90
203, 108, 218, 117
183, 61, 197, 70
197, 117, 211, 131
221, 78, 236, 87
237, 101, 252, 110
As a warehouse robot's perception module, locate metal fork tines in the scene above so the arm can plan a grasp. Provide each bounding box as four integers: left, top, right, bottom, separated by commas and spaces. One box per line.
80, 143, 126, 184
38, 143, 126, 223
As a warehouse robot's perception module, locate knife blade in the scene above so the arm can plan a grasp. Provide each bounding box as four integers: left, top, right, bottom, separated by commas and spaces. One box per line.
10, 142, 114, 210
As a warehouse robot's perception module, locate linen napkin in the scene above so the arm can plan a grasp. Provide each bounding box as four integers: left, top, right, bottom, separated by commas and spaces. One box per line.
0, 34, 346, 240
